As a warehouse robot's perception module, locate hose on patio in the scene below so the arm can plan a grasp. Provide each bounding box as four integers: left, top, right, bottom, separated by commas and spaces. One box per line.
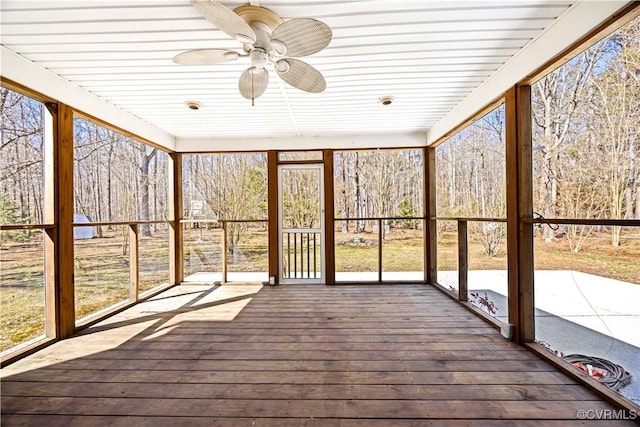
563, 354, 633, 391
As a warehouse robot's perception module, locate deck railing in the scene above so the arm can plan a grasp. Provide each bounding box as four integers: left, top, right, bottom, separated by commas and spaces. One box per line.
72, 220, 172, 325
0, 224, 52, 354
433, 217, 507, 305
433, 215, 640, 310
334, 216, 424, 283
432, 215, 640, 405
0, 220, 174, 358
181, 219, 268, 283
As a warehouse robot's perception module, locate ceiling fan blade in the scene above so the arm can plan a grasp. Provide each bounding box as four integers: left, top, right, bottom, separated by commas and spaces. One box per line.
270, 18, 332, 57
190, 0, 256, 43
239, 67, 270, 100
276, 59, 326, 93
173, 49, 239, 65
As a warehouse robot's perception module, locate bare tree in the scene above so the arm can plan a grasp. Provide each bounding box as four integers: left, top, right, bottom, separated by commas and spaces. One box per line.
587, 19, 640, 246
1, 89, 44, 224
185, 154, 267, 254
532, 46, 604, 241
137, 146, 158, 236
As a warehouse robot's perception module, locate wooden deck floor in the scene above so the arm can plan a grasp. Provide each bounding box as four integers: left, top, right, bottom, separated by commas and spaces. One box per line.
1, 283, 636, 426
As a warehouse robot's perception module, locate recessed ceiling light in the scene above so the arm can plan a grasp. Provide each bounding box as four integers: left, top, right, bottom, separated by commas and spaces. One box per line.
185, 100, 202, 110
379, 96, 394, 106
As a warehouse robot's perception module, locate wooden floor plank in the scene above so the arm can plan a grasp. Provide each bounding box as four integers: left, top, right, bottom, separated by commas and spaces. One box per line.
0, 396, 625, 419
2, 381, 602, 401
2, 369, 577, 385
3, 415, 636, 427
134, 332, 508, 343
2, 358, 558, 373
1, 284, 633, 426
21, 349, 534, 362
111, 341, 525, 352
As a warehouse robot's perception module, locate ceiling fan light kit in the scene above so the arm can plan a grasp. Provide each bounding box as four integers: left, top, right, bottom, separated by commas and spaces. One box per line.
174, 0, 332, 104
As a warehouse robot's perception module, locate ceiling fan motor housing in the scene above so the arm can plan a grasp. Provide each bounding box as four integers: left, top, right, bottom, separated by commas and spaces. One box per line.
249, 21, 275, 52
249, 49, 268, 73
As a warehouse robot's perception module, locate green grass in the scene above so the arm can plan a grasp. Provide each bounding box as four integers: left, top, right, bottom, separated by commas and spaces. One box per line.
73, 228, 131, 320
335, 228, 426, 272
139, 234, 170, 292
1, 231, 47, 351
0, 287, 45, 350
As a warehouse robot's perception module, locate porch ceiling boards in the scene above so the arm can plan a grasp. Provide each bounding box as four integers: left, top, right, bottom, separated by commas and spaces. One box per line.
0, 1, 632, 151
1, 284, 634, 426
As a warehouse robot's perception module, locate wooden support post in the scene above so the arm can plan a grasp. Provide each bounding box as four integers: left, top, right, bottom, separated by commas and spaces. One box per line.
43, 104, 58, 339
168, 153, 184, 285
378, 218, 383, 282
457, 220, 468, 302
424, 146, 437, 284
222, 222, 228, 283
323, 150, 335, 285
44, 103, 60, 338
505, 85, 535, 344
43, 227, 58, 338
43, 102, 75, 338
128, 224, 139, 301
267, 151, 278, 283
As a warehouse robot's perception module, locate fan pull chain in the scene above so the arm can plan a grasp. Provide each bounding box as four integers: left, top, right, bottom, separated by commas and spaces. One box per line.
251, 73, 255, 107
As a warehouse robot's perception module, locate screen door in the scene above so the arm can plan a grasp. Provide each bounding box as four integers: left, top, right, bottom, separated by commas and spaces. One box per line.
278, 164, 324, 283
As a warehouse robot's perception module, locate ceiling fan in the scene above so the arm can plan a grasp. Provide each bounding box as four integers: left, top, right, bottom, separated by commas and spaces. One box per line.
174, 0, 332, 104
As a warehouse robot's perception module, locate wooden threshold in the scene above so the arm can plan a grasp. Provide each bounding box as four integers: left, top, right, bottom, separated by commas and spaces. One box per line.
1, 284, 636, 426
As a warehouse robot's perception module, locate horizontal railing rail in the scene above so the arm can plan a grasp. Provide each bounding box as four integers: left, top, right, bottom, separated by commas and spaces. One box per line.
180, 219, 268, 224
1, 220, 174, 230
0, 224, 56, 231
432, 216, 506, 222
72, 220, 168, 227
525, 217, 640, 227
335, 216, 423, 222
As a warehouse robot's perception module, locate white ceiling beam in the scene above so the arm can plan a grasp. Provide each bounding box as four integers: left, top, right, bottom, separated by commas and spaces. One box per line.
1, 46, 175, 150
426, 0, 631, 145
176, 133, 427, 152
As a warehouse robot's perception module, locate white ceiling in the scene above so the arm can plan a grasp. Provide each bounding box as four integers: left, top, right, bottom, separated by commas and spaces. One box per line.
0, 1, 631, 152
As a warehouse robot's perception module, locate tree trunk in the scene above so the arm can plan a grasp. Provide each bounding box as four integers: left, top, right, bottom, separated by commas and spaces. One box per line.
625, 186, 634, 219
139, 148, 158, 237
106, 141, 114, 230
340, 154, 348, 232
542, 150, 558, 242
95, 164, 104, 238
355, 152, 363, 231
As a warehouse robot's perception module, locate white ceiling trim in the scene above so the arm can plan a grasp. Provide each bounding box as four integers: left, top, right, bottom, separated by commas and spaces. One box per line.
0, 46, 175, 150
426, 0, 632, 145
176, 133, 427, 152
